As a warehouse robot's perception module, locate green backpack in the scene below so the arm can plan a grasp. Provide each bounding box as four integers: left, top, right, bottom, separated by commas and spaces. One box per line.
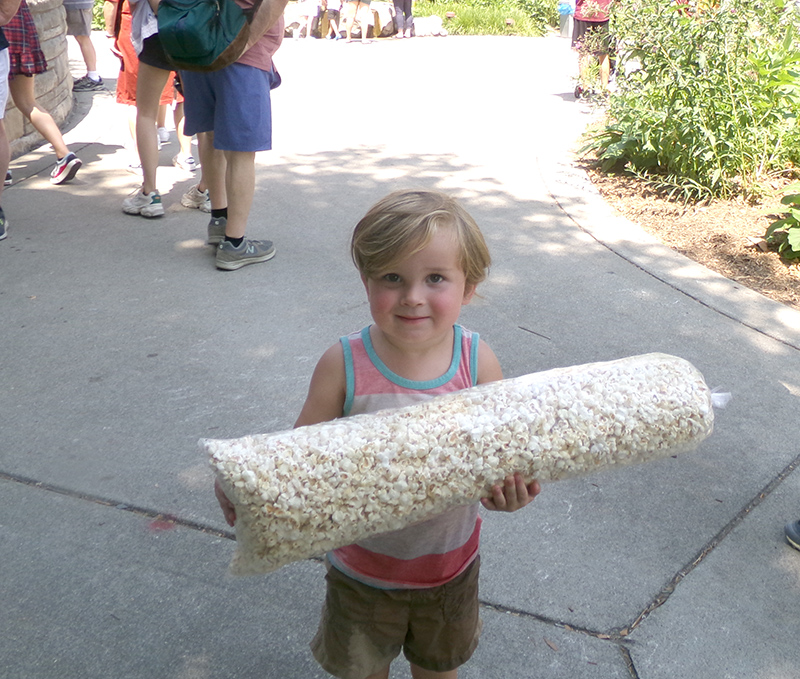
157, 0, 260, 71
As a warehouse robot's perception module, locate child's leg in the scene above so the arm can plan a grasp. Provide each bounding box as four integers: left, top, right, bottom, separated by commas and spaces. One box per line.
365, 668, 390, 679
410, 666, 458, 679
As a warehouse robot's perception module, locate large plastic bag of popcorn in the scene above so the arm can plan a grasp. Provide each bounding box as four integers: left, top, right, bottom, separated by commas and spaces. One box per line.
203, 353, 716, 575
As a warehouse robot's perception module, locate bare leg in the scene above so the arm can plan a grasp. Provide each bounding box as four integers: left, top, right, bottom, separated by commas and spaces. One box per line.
73, 34, 97, 73
0, 119, 8, 205
222, 149, 255, 239
598, 52, 610, 90
173, 102, 192, 158
197, 132, 225, 209
9, 76, 69, 159
345, 9, 353, 40
364, 667, 390, 679
410, 665, 458, 679
134, 63, 171, 195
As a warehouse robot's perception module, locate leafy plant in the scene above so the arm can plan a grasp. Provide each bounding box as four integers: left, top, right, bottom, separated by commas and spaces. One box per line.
582, 0, 800, 202
414, 0, 557, 36
765, 190, 800, 259
92, 0, 106, 31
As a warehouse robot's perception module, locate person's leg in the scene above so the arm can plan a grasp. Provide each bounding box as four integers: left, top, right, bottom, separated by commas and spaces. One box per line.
157, 103, 167, 132
409, 666, 458, 679
198, 132, 226, 209
221, 149, 254, 239
345, 3, 354, 40
0, 118, 8, 201
393, 0, 404, 34
173, 102, 193, 158
0, 49, 11, 237
598, 52, 610, 90
8, 76, 70, 158
360, 5, 370, 42
403, 0, 412, 36
364, 668, 390, 679
73, 33, 97, 74
0, 117, 7, 238
134, 62, 171, 195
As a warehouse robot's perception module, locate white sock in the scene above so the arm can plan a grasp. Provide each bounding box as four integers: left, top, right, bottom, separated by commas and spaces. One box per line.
87, 71, 100, 81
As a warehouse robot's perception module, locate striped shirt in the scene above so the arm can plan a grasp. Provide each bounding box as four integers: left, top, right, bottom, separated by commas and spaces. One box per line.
328, 324, 483, 589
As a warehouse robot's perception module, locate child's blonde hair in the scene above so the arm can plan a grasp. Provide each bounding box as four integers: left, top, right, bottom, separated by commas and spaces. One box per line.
351, 190, 491, 286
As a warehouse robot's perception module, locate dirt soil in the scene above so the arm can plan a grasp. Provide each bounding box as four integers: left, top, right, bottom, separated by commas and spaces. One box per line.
582, 165, 800, 312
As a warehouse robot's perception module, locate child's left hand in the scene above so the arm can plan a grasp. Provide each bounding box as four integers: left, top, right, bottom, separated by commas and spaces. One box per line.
481, 473, 541, 512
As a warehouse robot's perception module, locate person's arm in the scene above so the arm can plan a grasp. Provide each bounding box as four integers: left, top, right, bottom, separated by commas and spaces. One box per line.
294, 343, 347, 427
0, 0, 21, 25
475, 339, 542, 512
243, 0, 290, 51
103, 0, 117, 36
215, 343, 347, 526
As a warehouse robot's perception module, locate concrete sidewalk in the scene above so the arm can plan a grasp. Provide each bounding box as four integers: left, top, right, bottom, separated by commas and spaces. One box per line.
1, 32, 799, 679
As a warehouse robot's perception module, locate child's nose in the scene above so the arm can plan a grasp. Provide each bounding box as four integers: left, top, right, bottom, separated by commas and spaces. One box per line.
401, 283, 425, 305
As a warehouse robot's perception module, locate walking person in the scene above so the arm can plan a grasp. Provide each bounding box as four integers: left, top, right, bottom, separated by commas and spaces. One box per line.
6, 0, 82, 184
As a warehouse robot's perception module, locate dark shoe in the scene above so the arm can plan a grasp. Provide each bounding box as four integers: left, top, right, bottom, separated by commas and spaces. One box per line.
73, 75, 105, 92
0, 205, 7, 240
786, 521, 800, 551
5, 170, 11, 186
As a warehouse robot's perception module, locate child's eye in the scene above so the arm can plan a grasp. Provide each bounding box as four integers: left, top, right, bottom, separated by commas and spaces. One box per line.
382, 273, 401, 283
428, 274, 444, 283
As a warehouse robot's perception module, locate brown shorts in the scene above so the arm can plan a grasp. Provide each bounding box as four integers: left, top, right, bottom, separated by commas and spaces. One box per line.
311, 558, 482, 679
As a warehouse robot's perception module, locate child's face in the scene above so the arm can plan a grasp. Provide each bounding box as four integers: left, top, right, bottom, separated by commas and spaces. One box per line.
362, 228, 476, 350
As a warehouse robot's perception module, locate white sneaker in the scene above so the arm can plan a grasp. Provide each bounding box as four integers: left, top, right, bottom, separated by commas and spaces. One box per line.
173, 153, 199, 172
122, 188, 164, 218
180, 184, 211, 213
157, 127, 170, 144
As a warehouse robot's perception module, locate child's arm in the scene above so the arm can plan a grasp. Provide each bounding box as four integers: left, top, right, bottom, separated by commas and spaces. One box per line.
214, 344, 347, 526
476, 339, 542, 512
294, 343, 347, 428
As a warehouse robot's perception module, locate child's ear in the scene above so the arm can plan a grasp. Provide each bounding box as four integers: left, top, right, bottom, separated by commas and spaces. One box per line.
462, 283, 477, 305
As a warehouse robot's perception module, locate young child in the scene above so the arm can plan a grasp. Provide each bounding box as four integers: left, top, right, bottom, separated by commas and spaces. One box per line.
215, 189, 541, 679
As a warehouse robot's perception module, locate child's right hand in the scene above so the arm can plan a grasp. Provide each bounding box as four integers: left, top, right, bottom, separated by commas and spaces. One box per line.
214, 479, 237, 527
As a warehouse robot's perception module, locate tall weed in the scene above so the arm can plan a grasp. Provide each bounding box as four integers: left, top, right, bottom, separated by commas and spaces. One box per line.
583, 0, 800, 202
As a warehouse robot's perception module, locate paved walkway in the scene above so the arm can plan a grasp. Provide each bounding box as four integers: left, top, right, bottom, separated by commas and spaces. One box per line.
1, 31, 799, 679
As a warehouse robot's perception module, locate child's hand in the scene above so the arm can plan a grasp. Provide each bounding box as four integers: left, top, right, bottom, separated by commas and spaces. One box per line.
214, 479, 237, 527
481, 473, 541, 512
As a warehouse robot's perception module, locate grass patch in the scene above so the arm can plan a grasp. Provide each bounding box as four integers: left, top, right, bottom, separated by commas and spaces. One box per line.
414, 0, 553, 37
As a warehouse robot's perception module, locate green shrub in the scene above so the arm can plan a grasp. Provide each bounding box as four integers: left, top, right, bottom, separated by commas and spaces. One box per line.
583, 0, 800, 203
92, 0, 106, 32
766, 189, 800, 259
414, 0, 557, 36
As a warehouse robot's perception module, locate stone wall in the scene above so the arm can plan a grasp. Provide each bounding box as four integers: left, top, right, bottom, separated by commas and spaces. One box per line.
6, 0, 73, 157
